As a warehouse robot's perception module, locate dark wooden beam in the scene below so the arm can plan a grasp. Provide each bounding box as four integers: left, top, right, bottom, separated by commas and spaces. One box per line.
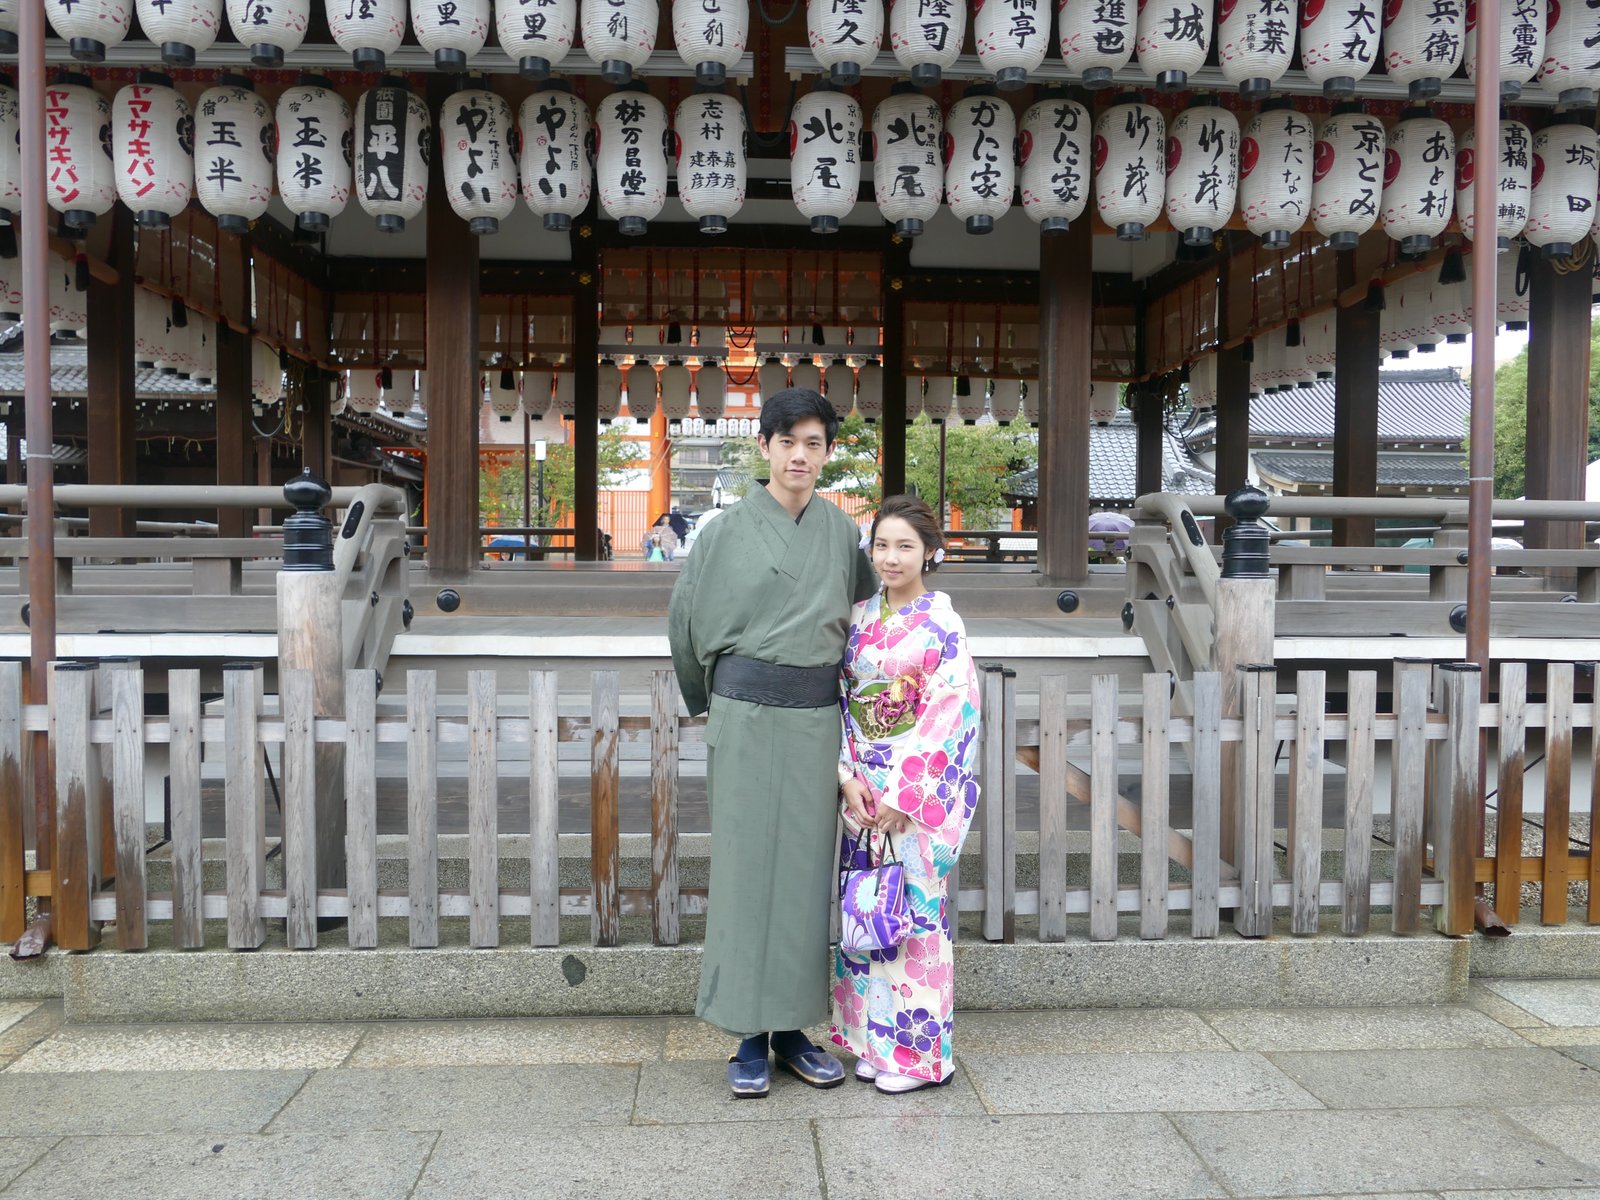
328, 257, 579, 296
1526, 249, 1594, 564
588, 220, 890, 253
572, 215, 601, 561
300, 370, 333, 483
1214, 344, 1251, 500
1038, 221, 1092, 582
1134, 386, 1164, 498
1332, 300, 1380, 547
214, 245, 255, 538
880, 236, 911, 498
86, 207, 135, 536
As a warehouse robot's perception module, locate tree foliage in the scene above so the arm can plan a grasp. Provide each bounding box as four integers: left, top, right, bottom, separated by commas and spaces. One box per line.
480, 424, 636, 527
1487, 324, 1600, 499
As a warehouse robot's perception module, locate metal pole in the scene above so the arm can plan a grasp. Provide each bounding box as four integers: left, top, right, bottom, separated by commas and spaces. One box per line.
522, 412, 531, 560
937, 419, 947, 524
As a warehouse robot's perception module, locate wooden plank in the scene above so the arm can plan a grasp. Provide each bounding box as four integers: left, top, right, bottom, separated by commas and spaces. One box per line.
1496, 662, 1528, 927
1089, 674, 1119, 942
467, 669, 499, 949
281, 669, 318, 950
344, 669, 379, 950
1436, 663, 1483, 936
1189, 671, 1222, 939
981, 666, 1006, 942
110, 666, 147, 950
51, 664, 101, 950
1214, 576, 1275, 871
1037, 675, 1069, 942
1290, 671, 1327, 936
1140, 673, 1170, 940
1341, 671, 1377, 936
0, 661, 24, 943
223, 663, 265, 949
591, 671, 621, 947
650, 670, 680, 946
167, 669, 204, 949
1002, 668, 1018, 943
95, 661, 133, 883
529, 670, 560, 947
1590, 661, 1600, 925
1541, 661, 1575, 925
407, 670, 439, 949
1391, 662, 1430, 934
1234, 665, 1277, 938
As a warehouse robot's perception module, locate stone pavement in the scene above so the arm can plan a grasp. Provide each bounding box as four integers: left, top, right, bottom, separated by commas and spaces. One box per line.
6, 982, 1600, 1198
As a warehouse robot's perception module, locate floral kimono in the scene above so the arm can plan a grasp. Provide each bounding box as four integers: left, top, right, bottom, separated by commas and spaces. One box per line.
828, 589, 981, 1084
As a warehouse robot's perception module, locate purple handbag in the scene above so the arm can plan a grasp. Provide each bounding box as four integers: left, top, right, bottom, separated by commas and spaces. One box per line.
838, 827, 913, 954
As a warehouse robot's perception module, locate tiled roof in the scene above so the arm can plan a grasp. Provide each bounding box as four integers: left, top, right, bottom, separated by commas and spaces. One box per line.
1003, 412, 1215, 505
0, 348, 215, 401
1243, 368, 1470, 443
1253, 449, 1469, 488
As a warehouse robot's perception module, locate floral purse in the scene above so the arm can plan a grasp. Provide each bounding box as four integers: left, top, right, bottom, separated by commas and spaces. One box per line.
838, 826, 912, 954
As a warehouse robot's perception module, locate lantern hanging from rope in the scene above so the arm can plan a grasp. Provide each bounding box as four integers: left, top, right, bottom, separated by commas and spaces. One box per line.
872, 86, 942, 237
328, 0, 408, 71
47, 255, 85, 340
1540, 0, 1600, 107
1432, 266, 1471, 341
520, 86, 591, 232
356, 82, 429, 233
758, 356, 788, 399
1298, 0, 1378, 95
1383, 0, 1464, 99
695, 361, 728, 418
225, 0, 310, 67
1301, 310, 1334, 375
1089, 380, 1117, 422
137, 0, 222, 66
347, 368, 384, 413
1019, 96, 1089, 233
923, 374, 954, 423
1057, 0, 1134, 86
412, 0, 489, 70
1187, 354, 1216, 407
521, 368, 553, 417
674, 0, 748, 85
954, 374, 986, 423
1136, 0, 1213, 89
1497, 243, 1531, 328
1381, 107, 1454, 256
252, 340, 284, 406
0, 260, 19, 323
1408, 277, 1444, 353
47, 0, 131, 62
975, 0, 1049, 89
43, 76, 117, 231
1377, 284, 1412, 358
824, 358, 855, 418
1093, 96, 1165, 241
889, 0, 966, 86
411, 369, 428, 414
1310, 102, 1382, 249
1526, 120, 1599, 260
791, 85, 862, 234
626, 360, 658, 420
988, 375, 1021, 423
944, 86, 1015, 235
597, 84, 667, 236
1466, 0, 1543, 98
195, 77, 274, 235
1239, 99, 1311, 250
676, 92, 746, 235
487, 370, 521, 417
1165, 99, 1239, 248
276, 78, 352, 233
1218, 0, 1294, 95
498, 0, 575, 77
791, 359, 823, 394
854, 360, 884, 420
134, 287, 163, 367
113, 75, 194, 231
1019, 379, 1039, 426
808, 0, 884, 84
597, 360, 623, 419
660, 359, 693, 418
1455, 119, 1529, 248
551, 370, 576, 417
582, 0, 658, 84
442, 89, 517, 235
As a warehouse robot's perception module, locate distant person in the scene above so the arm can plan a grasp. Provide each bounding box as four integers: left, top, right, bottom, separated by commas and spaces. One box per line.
644, 515, 679, 561
667, 508, 690, 541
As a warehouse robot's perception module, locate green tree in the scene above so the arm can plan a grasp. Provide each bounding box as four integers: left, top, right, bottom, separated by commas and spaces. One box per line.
479, 424, 635, 527
1486, 324, 1600, 499
906, 415, 1038, 526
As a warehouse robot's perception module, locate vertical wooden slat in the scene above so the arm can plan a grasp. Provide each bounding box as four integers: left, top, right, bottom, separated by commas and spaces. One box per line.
1588, 663, 1600, 924
1140, 673, 1170, 940
407, 670, 439, 949
167, 669, 203, 949
52, 663, 101, 950
1496, 662, 1528, 927
1002, 668, 1018, 943
650, 670, 680, 946
980, 666, 1006, 942
344, 669, 378, 949
282, 669, 318, 950
1189, 671, 1222, 939
1089, 674, 1119, 942
1234, 665, 1277, 938
1436, 663, 1483, 936
468, 669, 499, 949
110, 666, 147, 950
1290, 671, 1326, 936
1391, 661, 1430, 934
0, 661, 24, 943
1037, 675, 1069, 942
591, 671, 620, 947
1341, 671, 1377, 935
223, 662, 265, 950
529, 670, 560, 947
95, 661, 134, 885
1541, 661, 1575, 925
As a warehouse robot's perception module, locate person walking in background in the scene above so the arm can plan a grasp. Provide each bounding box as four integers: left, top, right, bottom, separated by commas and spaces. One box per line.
644, 515, 679, 561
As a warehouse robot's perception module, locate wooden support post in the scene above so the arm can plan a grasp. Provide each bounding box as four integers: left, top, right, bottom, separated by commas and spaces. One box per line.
571, 213, 601, 561
277, 564, 346, 901
50, 662, 101, 950
1332, 301, 1379, 547
880, 237, 910, 498
1038, 219, 1091, 581
591, 670, 621, 946
1526, 249, 1593, 574
1134, 387, 1164, 498
214, 323, 254, 540
1214, 568, 1274, 869
1213, 345, 1251, 504
1495, 661, 1527, 926
300, 370, 333, 484
86, 207, 135, 537
1435, 662, 1482, 936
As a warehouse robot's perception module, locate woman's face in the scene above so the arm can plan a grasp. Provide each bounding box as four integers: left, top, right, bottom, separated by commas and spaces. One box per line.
872, 516, 931, 590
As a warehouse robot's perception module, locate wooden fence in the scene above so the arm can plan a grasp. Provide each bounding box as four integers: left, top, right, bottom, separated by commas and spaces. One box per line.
7, 657, 1597, 952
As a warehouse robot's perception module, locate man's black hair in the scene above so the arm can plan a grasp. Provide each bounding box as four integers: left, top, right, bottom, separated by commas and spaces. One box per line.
758, 387, 840, 447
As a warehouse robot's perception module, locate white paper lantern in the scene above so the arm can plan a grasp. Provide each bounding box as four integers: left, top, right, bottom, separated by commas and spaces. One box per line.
276, 80, 352, 233
888, 0, 966, 86
1298, 0, 1379, 95
987, 376, 1021, 423
791, 360, 823, 394
951, 375, 983, 423
548, 370, 575, 417
487, 370, 521, 416
1407, 279, 1443, 352
497, 0, 576, 77
1286, 322, 1317, 384
1302, 310, 1335, 374
406, 369, 427, 413
328, 0, 408, 71
1497, 242, 1531, 328
411, 0, 489, 70
1381, 109, 1454, 256
872, 87, 942, 238
1525, 122, 1599, 260
1310, 103, 1383, 249
582, 0, 658, 83
253, 340, 283, 406
347, 368, 384, 414
192, 317, 218, 382
133, 288, 163, 366
809, 0, 884, 84
1089, 379, 1118, 422
1239, 100, 1311, 249
944, 88, 1015, 235
791, 87, 861, 235
520, 368, 553, 416
1541, 0, 1600, 106
1455, 119, 1530, 248
225, 0, 310, 67
596, 360, 622, 419
194, 79, 273, 234
1019, 97, 1090, 233
923, 374, 954, 422
1187, 354, 1216, 407
675, 0, 748, 85
975, 0, 1049, 89
695, 362, 727, 418
675, 92, 746, 235
656, 359, 690, 419
47, 256, 85, 340
1378, 284, 1411, 358
1093, 97, 1165, 240
137, 0, 221, 65
854, 361, 883, 420
440, 89, 517, 235
822, 358, 855, 417
758, 357, 788, 399
1218, 0, 1294, 95
1136, 0, 1213, 89
1019, 379, 1039, 425
113, 77, 193, 231
1165, 101, 1239, 247
1432, 266, 1471, 341
356, 83, 430, 233
48, 0, 131, 61
1466, 0, 1543, 98
1382, 0, 1463, 99
596, 87, 666, 236
1057, 0, 1134, 87
43, 78, 117, 231
520, 87, 591, 232
0, 259, 19, 323
626, 360, 658, 420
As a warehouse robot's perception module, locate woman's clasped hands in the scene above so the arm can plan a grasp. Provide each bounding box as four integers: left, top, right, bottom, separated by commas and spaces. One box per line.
841, 776, 910, 834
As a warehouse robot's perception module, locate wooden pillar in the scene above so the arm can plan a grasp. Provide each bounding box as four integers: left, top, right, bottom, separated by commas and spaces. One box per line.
571, 218, 600, 560
87, 208, 135, 536
1134, 385, 1163, 497
214, 324, 254, 538
1526, 249, 1593, 559
300, 370, 333, 483
1332, 301, 1380, 547
1214, 344, 1251, 497
1037, 219, 1092, 581
424, 75, 481, 578
648, 407, 670, 521
880, 239, 910, 499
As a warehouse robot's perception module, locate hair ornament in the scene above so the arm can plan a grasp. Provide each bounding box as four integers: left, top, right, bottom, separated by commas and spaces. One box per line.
933, 547, 946, 564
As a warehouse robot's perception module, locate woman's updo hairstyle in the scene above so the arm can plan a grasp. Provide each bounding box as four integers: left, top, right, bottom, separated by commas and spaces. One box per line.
870, 494, 945, 573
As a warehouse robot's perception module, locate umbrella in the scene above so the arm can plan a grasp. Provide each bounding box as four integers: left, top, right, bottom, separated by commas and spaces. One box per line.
1088, 511, 1135, 555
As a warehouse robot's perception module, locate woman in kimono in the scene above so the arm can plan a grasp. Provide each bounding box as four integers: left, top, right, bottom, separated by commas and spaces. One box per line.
830, 494, 981, 1094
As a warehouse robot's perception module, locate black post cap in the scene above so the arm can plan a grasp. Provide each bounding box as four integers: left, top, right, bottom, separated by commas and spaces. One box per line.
281, 468, 334, 572
1221, 485, 1271, 579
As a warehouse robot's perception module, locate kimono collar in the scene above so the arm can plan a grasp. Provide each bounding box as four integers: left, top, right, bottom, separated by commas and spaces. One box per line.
749, 482, 814, 545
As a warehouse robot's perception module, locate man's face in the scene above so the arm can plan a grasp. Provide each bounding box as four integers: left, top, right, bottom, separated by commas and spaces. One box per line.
757, 416, 832, 501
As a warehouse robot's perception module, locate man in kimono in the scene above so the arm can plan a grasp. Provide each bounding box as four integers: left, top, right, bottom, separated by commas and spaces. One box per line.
668, 388, 878, 1099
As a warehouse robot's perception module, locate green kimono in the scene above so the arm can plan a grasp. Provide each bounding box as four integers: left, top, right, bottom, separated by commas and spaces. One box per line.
668, 486, 877, 1035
